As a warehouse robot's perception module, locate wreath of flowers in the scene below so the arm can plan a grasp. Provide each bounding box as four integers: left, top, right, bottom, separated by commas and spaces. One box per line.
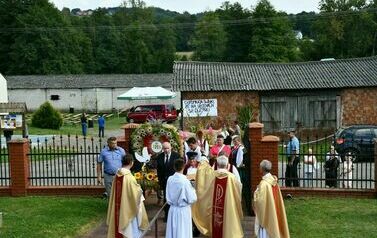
131, 122, 181, 154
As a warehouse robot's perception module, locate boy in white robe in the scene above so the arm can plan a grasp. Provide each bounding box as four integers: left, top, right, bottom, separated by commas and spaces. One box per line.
166, 159, 198, 238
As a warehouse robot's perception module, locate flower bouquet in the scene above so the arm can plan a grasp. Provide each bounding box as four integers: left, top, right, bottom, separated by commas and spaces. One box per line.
134, 164, 159, 197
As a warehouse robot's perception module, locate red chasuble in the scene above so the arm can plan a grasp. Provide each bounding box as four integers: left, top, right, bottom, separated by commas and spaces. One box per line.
212, 176, 228, 238
114, 175, 124, 238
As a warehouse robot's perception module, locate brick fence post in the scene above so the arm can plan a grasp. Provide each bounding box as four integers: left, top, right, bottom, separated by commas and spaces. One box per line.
8, 139, 30, 196
249, 123, 280, 202
249, 122, 263, 195
119, 123, 139, 152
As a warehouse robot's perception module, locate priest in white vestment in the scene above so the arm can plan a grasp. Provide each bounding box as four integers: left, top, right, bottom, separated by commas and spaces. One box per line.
166, 159, 198, 238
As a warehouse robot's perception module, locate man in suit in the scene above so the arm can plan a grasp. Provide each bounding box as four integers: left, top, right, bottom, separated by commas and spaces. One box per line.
157, 141, 180, 221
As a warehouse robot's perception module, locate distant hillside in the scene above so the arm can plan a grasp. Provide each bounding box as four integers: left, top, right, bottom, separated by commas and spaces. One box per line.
70, 6, 182, 18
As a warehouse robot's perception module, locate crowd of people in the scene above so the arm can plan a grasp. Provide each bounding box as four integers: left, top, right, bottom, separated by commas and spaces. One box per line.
94, 125, 356, 238
97, 123, 290, 238
285, 131, 354, 189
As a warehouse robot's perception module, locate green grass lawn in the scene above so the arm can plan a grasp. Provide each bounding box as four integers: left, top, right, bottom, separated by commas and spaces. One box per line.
0, 196, 376, 238
0, 196, 107, 238
285, 197, 377, 238
26, 116, 127, 136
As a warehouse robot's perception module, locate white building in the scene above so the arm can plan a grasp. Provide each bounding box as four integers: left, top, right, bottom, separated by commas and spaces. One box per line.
0, 73, 8, 103
6, 74, 180, 112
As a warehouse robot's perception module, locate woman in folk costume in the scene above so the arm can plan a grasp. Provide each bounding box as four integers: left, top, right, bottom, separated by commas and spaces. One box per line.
196, 130, 209, 157
209, 134, 231, 166
107, 154, 149, 238
230, 135, 245, 168
165, 159, 198, 238
254, 160, 290, 238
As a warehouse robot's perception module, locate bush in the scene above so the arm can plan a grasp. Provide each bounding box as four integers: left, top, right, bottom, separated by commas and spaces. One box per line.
236, 105, 255, 130
31, 102, 63, 129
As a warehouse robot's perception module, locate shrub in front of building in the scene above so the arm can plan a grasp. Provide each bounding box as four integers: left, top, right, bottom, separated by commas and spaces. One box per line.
32, 101, 63, 129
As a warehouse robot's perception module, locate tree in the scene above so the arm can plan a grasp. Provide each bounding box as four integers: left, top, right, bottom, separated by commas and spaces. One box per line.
116, 1, 157, 73
290, 11, 317, 38
174, 12, 198, 52
215, 2, 252, 62
89, 8, 122, 73
307, 0, 377, 60
152, 22, 176, 72
248, 0, 299, 62
6, 0, 91, 74
191, 13, 227, 61
0, 0, 33, 73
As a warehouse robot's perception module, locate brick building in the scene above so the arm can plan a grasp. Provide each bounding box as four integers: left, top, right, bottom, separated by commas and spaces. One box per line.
172, 56, 377, 132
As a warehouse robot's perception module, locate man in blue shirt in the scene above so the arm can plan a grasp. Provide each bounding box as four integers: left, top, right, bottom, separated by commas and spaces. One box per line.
97, 137, 126, 198
98, 115, 105, 138
285, 130, 300, 187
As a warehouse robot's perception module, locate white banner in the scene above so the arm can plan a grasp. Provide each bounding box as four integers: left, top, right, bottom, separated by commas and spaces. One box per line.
183, 99, 217, 117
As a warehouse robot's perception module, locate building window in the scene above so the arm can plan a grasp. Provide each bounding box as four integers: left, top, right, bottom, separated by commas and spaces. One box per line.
50, 95, 60, 100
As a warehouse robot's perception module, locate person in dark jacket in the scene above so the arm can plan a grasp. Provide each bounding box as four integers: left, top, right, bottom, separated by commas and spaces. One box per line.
80, 112, 88, 137
324, 152, 339, 188
156, 142, 180, 221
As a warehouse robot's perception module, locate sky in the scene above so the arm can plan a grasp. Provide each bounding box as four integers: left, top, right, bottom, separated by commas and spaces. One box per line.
50, 0, 319, 14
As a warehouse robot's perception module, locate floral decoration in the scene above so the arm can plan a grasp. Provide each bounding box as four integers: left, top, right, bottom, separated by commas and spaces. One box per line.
131, 122, 181, 155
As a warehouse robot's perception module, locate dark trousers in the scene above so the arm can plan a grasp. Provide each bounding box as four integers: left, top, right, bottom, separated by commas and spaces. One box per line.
98, 127, 104, 137
325, 170, 338, 187
81, 123, 87, 137
285, 156, 300, 187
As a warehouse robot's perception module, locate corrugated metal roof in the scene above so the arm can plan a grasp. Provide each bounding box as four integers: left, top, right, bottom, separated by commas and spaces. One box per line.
172, 57, 377, 91
6, 74, 173, 89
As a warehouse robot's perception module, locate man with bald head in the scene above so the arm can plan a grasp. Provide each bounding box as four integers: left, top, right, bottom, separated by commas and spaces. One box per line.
157, 141, 180, 221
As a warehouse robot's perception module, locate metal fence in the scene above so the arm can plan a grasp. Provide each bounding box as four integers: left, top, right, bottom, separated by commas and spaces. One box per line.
28, 135, 104, 186
0, 134, 10, 187
278, 135, 375, 189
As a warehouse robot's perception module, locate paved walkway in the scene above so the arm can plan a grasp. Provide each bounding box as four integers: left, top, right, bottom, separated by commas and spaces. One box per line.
81, 194, 255, 238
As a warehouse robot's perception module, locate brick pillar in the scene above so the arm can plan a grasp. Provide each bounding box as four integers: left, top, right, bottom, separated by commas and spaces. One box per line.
249, 123, 263, 195
248, 123, 279, 198
120, 123, 139, 152
8, 139, 30, 196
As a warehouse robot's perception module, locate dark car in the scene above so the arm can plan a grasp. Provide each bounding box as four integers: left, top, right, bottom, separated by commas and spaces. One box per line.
334, 125, 377, 162
127, 104, 178, 123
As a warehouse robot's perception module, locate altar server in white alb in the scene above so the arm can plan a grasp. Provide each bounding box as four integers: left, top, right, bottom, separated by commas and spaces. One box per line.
165, 159, 197, 238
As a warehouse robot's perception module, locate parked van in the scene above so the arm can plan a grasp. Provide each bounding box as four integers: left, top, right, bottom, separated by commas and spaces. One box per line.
127, 104, 178, 123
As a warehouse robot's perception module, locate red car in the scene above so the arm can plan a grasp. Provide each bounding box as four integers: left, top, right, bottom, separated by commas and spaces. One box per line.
127, 104, 178, 123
